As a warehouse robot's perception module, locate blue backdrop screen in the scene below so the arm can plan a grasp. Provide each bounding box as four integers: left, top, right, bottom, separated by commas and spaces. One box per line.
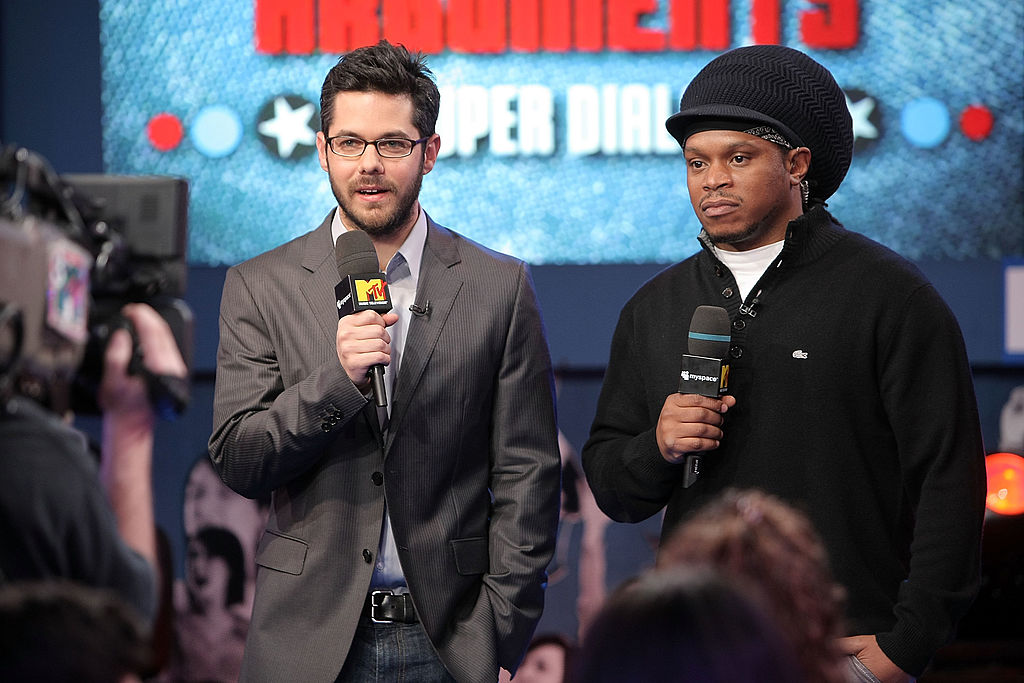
99, 0, 1024, 266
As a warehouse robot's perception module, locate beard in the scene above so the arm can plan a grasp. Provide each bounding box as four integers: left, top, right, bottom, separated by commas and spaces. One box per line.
329, 157, 424, 239
704, 219, 767, 247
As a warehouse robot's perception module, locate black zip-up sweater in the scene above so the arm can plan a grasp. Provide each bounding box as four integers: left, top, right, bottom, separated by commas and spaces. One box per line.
582, 205, 986, 676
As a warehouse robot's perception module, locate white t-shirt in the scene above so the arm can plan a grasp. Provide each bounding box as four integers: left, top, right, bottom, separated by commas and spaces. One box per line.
714, 240, 784, 301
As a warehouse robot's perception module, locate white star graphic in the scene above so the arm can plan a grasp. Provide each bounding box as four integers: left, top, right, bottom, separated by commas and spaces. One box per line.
846, 94, 879, 142
258, 97, 316, 158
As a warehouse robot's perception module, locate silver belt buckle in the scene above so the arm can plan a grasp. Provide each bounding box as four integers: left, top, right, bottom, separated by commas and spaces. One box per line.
369, 590, 392, 623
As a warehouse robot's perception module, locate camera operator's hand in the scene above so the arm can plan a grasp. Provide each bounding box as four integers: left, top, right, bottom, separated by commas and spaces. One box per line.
97, 303, 187, 575
99, 303, 187, 417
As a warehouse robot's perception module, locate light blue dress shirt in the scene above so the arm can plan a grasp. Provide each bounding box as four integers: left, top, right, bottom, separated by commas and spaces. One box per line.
332, 207, 428, 590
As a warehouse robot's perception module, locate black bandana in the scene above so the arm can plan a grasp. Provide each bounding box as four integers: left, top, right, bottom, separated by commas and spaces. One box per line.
680, 118, 797, 149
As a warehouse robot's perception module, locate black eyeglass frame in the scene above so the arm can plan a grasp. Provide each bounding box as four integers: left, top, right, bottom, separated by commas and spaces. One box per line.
324, 134, 430, 158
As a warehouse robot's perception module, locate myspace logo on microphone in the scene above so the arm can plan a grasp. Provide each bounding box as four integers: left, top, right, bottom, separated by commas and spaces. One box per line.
680, 370, 718, 383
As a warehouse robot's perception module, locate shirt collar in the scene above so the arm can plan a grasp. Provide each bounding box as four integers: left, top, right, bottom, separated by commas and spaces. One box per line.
330, 207, 428, 283
391, 209, 427, 285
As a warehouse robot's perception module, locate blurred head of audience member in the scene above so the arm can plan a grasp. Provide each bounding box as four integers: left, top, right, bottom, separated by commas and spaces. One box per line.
574, 568, 803, 682
0, 580, 151, 683
657, 488, 847, 683
516, 632, 576, 683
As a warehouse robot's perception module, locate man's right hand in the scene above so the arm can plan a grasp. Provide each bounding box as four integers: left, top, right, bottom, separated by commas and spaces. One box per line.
336, 310, 399, 386
655, 393, 736, 464
837, 635, 913, 683
98, 303, 187, 418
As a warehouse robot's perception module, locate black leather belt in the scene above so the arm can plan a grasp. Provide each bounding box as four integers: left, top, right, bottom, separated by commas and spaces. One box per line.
363, 590, 418, 623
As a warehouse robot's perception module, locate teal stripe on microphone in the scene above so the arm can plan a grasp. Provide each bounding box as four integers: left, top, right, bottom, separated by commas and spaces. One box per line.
689, 332, 731, 343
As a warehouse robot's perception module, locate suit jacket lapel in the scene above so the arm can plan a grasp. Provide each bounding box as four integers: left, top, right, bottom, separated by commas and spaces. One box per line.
299, 212, 344, 346
385, 217, 463, 453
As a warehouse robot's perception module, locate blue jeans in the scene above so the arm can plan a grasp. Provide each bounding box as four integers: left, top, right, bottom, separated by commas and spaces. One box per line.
336, 616, 456, 683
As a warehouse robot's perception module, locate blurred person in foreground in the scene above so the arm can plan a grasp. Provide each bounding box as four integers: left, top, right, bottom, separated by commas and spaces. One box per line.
0, 580, 151, 683
659, 488, 847, 683
0, 302, 187, 625
582, 44, 986, 682
574, 568, 804, 682
209, 40, 560, 682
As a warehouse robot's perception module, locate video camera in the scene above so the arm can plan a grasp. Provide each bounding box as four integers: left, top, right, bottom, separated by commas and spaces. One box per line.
0, 144, 193, 418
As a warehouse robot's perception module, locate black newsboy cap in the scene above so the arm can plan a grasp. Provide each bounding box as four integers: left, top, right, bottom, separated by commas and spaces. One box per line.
666, 44, 854, 202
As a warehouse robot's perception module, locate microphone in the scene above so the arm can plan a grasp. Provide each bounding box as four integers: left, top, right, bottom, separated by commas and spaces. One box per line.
334, 230, 393, 408
409, 301, 431, 317
677, 305, 732, 488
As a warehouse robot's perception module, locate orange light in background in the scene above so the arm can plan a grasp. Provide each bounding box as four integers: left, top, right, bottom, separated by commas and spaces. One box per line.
985, 452, 1024, 516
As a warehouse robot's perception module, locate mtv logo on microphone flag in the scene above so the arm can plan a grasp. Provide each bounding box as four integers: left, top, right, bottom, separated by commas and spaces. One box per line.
356, 277, 388, 304
336, 273, 392, 316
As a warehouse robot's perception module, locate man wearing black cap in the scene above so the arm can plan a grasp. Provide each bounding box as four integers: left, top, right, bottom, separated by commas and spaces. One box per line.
582, 45, 985, 682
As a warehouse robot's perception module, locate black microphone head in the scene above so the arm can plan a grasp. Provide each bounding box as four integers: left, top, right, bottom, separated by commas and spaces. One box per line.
688, 305, 731, 358
335, 229, 380, 278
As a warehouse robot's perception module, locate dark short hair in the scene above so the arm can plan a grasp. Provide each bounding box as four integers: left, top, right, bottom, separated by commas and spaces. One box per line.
192, 526, 246, 607
0, 581, 151, 682
319, 40, 440, 138
575, 569, 803, 683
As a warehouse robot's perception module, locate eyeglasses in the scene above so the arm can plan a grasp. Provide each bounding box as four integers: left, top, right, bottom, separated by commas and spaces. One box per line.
325, 135, 430, 158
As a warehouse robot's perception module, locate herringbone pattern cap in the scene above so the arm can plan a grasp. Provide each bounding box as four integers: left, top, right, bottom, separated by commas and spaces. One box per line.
666, 45, 854, 202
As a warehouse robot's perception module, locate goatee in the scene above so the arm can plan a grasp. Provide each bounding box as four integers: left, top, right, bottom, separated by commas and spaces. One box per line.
331, 159, 424, 239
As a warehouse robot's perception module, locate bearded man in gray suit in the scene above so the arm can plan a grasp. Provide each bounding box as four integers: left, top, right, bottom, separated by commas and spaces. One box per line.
209, 41, 562, 683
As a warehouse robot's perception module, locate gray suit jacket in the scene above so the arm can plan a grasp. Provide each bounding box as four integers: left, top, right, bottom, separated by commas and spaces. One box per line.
209, 212, 561, 683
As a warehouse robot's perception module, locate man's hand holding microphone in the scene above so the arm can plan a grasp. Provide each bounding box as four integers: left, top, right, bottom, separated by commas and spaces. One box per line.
657, 305, 735, 486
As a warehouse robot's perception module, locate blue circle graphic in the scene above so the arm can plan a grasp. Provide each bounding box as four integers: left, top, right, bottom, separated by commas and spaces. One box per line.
190, 105, 243, 158
900, 98, 950, 149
